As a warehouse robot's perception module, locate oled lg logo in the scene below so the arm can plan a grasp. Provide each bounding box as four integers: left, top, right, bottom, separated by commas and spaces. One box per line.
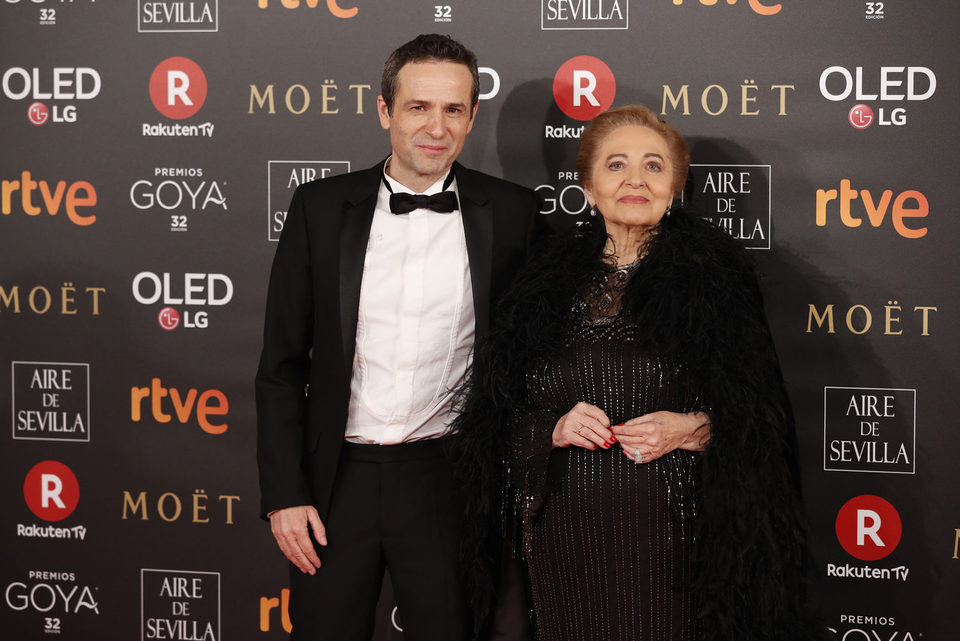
2, 67, 101, 125
827, 495, 908, 582
143, 57, 214, 137
131, 271, 234, 330
549, 56, 615, 137
820, 66, 936, 129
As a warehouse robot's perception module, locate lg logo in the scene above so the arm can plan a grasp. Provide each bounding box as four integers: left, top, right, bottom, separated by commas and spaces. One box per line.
835, 495, 902, 561
553, 55, 615, 121
848, 104, 873, 129
149, 57, 207, 120
23, 460, 79, 522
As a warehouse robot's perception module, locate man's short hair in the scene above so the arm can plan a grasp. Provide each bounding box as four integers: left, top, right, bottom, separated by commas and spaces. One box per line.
381, 34, 480, 114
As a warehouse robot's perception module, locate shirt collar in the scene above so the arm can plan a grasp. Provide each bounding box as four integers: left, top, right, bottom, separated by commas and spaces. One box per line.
382, 156, 457, 196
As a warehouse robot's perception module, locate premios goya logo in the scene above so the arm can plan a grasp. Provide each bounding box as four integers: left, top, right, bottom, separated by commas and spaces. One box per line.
3, 0, 99, 27
130, 167, 227, 233
12, 362, 90, 442
2, 66, 101, 125
4, 570, 100, 637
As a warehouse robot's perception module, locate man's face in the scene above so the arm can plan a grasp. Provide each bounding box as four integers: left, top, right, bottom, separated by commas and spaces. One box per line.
377, 61, 477, 192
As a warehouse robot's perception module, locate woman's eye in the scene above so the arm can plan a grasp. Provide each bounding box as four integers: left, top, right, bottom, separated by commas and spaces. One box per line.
608, 161, 624, 170
646, 161, 662, 172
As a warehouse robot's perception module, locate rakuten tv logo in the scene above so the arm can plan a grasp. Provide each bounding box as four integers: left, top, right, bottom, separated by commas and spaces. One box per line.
836, 495, 902, 561
144, 57, 213, 137
150, 57, 207, 119
23, 461, 79, 522
552, 56, 615, 122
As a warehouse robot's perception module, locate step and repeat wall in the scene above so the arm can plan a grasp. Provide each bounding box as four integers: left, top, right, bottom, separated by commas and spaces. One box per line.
2, 1, 958, 639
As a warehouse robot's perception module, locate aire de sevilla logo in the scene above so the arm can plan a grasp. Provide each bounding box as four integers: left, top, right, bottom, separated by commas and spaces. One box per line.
553, 55, 616, 121
835, 494, 902, 561
149, 57, 207, 120
24, 460, 79, 522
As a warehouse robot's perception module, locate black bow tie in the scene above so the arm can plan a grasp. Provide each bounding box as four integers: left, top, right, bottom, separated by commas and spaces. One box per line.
389, 190, 459, 215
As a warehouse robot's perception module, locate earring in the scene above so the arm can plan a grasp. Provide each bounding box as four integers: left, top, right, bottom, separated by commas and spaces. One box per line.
589, 205, 597, 217
664, 204, 672, 217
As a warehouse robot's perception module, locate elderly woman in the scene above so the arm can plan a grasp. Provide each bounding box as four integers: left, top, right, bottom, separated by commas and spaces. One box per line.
454, 105, 818, 641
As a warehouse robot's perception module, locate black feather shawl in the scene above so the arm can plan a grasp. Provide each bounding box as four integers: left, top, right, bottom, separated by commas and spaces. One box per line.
450, 210, 822, 641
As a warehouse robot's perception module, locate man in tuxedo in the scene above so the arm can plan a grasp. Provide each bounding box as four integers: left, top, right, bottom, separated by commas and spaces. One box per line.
256, 34, 540, 641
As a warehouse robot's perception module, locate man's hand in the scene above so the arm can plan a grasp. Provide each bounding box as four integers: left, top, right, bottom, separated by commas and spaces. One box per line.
269, 505, 327, 575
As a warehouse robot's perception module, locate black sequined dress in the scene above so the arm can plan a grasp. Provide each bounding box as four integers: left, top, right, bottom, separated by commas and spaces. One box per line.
509, 262, 702, 641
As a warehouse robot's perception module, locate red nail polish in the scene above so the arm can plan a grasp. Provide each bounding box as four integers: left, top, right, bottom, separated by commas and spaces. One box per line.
603, 442, 610, 449
609, 436, 617, 443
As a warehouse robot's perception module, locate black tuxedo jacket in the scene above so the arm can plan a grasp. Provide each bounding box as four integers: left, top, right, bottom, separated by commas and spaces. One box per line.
256, 159, 541, 520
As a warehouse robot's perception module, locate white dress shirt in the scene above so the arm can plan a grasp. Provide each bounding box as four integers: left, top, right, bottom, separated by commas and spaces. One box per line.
343, 163, 475, 444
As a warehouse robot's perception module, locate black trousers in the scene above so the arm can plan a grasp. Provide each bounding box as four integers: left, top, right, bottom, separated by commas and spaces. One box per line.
290, 437, 468, 641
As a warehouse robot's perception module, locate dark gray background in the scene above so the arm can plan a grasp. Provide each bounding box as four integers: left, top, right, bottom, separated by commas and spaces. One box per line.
2, 1, 958, 639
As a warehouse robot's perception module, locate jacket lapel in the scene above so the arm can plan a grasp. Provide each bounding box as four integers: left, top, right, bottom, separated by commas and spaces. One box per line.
455, 162, 494, 338
338, 161, 383, 375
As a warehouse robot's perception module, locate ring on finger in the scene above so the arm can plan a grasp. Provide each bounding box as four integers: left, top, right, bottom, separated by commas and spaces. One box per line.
634, 448, 643, 464
576, 426, 583, 435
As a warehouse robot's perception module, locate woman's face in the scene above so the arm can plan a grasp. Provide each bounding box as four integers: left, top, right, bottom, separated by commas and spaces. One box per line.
584, 125, 675, 234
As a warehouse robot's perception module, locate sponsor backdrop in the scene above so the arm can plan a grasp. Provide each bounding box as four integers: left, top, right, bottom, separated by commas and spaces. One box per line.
1, 1, 958, 639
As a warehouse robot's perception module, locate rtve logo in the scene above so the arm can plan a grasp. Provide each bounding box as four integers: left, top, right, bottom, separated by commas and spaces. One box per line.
23, 461, 80, 522
1, 171, 97, 226
130, 377, 229, 435
671, 0, 781, 16
150, 57, 207, 119
256, 0, 358, 18
835, 495, 902, 561
815, 179, 928, 239
552, 55, 615, 122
